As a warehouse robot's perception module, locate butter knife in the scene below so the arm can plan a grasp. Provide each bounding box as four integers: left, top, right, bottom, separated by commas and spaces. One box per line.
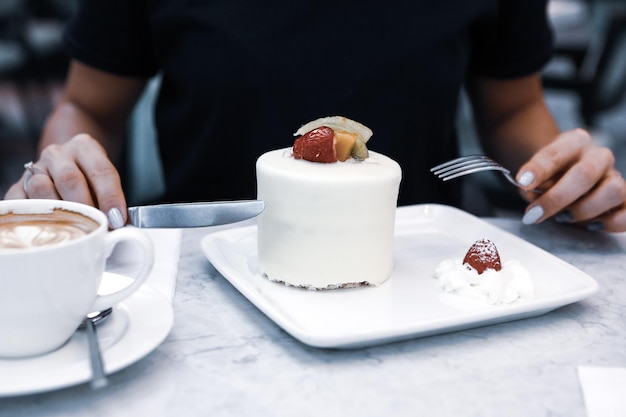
128, 200, 264, 228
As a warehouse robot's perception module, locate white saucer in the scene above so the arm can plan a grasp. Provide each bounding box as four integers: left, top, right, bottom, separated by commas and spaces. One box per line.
201, 204, 598, 349
0, 273, 173, 397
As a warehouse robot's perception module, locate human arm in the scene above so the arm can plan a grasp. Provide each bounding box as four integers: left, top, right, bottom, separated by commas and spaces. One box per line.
466, 72, 626, 232
4, 60, 148, 226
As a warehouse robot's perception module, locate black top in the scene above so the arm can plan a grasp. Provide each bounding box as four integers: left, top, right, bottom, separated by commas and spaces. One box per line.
63, 0, 553, 206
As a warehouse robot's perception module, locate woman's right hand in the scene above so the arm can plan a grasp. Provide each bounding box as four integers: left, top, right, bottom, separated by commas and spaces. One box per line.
4, 133, 128, 228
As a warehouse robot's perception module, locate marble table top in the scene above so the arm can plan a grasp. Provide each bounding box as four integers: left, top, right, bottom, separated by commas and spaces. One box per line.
2, 212, 626, 417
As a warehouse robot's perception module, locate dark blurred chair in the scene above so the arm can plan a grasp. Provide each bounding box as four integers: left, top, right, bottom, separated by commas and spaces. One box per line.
126, 76, 166, 205
543, 0, 626, 126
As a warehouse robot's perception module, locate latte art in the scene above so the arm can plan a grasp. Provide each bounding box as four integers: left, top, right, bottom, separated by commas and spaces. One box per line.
0, 209, 100, 250
0, 224, 88, 249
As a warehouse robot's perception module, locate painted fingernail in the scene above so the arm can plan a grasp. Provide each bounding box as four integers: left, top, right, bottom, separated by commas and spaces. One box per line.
107, 208, 125, 229
522, 205, 544, 225
518, 171, 535, 187
554, 211, 573, 223
587, 222, 605, 232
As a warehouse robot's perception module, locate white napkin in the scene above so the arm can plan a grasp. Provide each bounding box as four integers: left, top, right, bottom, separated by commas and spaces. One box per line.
105, 228, 182, 302
578, 366, 626, 417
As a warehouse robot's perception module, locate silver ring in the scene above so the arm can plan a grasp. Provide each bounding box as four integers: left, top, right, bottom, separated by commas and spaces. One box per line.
23, 161, 47, 177
23, 161, 47, 193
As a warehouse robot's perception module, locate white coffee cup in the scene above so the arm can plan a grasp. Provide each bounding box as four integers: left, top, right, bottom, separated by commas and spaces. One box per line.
0, 199, 154, 358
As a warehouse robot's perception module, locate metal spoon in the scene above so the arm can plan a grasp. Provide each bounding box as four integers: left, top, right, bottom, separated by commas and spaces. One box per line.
79, 308, 113, 389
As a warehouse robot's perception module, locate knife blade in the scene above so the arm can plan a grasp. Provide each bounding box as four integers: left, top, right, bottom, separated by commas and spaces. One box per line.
127, 200, 265, 228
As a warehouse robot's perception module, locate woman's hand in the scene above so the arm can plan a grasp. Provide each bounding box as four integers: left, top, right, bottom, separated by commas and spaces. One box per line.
4, 134, 128, 228
2, 61, 147, 229
516, 128, 626, 232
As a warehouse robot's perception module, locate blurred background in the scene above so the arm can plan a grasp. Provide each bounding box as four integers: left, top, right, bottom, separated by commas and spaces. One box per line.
0, 0, 75, 197
0, 0, 625, 215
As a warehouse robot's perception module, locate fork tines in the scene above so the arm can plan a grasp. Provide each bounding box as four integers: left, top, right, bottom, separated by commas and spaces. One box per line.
430, 155, 510, 181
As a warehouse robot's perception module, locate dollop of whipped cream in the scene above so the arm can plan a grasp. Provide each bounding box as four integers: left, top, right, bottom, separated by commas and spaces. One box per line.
435, 259, 534, 304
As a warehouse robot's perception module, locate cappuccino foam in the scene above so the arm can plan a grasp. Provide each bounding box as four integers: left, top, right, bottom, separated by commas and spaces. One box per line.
0, 208, 100, 250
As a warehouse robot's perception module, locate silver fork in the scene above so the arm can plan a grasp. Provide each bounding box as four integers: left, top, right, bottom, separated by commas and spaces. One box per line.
430, 155, 541, 192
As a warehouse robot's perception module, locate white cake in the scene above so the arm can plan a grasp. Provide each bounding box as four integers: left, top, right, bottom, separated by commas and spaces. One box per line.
256, 148, 402, 289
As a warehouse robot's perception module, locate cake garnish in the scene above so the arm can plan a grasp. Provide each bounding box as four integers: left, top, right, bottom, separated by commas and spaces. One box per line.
293, 126, 337, 163
462, 238, 502, 274
293, 116, 372, 162
435, 238, 533, 304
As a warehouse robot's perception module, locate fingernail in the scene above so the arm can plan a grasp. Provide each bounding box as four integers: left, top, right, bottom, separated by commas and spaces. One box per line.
107, 208, 125, 229
554, 211, 573, 223
522, 205, 544, 225
587, 222, 605, 232
518, 171, 535, 187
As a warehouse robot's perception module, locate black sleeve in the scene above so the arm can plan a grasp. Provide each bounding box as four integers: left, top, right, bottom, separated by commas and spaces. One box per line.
63, 0, 159, 78
468, 0, 554, 79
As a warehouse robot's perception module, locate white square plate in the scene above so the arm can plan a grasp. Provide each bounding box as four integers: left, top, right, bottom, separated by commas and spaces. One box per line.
200, 204, 598, 348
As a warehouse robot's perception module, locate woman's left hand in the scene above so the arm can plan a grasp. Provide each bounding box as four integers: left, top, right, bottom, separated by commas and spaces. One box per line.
515, 128, 626, 232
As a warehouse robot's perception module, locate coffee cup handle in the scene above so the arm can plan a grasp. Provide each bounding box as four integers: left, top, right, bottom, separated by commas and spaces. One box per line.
90, 228, 155, 313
